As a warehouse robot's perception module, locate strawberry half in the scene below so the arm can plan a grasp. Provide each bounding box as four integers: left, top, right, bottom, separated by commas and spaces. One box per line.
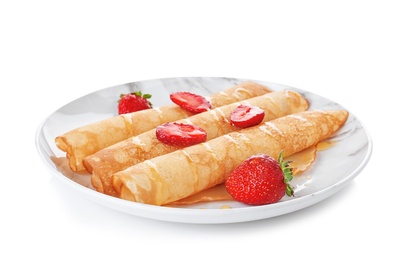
225, 152, 294, 205
118, 91, 152, 115
156, 122, 207, 146
230, 104, 265, 128
170, 92, 211, 113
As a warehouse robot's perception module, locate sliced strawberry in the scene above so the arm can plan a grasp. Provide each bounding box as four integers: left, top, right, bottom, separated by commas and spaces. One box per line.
156, 122, 207, 146
170, 92, 211, 113
230, 104, 265, 128
118, 91, 152, 115
225, 153, 294, 205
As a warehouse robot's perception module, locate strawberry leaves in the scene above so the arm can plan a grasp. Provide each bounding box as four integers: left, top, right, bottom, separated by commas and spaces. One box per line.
278, 151, 294, 197
225, 152, 295, 205
119, 91, 152, 107
118, 91, 152, 114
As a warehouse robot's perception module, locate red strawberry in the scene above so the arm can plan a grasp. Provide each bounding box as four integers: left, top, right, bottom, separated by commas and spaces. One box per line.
156, 122, 207, 146
118, 91, 152, 115
230, 104, 265, 128
170, 92, 211, 113
225, 153, 294, 205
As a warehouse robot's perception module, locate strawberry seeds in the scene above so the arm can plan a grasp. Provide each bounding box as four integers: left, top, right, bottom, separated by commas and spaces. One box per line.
230, 104, 265, 128
170, 92, 211, 113
156, 122, 207, 147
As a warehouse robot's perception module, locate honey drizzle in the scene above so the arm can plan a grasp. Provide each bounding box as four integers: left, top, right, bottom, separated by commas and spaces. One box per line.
167, 140, 334, 206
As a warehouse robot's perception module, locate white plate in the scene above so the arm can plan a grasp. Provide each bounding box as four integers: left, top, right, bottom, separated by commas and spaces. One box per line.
35, 77, 372, 224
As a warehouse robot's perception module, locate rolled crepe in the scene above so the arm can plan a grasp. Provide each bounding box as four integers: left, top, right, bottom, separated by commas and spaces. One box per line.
84, 90, 309, 196
55, 82, 270, 171
112, 109, 349, 205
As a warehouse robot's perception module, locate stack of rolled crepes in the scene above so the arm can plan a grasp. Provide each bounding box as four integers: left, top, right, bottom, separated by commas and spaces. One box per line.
112, 109, 348, 205
84, 89, 309, 196
55, 82, 271, 171
55, 81, 349, 206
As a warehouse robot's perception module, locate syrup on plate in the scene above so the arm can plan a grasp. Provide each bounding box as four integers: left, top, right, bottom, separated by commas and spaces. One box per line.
167, 142, 330, 206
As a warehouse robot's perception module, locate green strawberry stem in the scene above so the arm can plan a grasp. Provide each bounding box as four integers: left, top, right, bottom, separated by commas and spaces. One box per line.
278, 151, 294, 197
118, 91, 153, 107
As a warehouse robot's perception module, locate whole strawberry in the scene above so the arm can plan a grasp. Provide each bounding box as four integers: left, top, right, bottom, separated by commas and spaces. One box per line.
225, 153, 294, 205
118, 91, 152, 115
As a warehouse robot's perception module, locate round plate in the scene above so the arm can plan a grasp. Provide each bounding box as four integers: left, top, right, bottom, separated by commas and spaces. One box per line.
35, 77, 372, 224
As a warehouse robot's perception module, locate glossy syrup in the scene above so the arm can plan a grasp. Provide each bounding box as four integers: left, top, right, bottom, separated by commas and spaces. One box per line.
168, 141, 332, 206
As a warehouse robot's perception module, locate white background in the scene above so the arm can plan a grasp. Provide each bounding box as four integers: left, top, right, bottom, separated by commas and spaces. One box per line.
1, 0, 402, 259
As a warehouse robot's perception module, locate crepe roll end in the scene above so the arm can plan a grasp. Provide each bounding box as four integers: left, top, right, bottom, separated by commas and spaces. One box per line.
285, 90, 310, 112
